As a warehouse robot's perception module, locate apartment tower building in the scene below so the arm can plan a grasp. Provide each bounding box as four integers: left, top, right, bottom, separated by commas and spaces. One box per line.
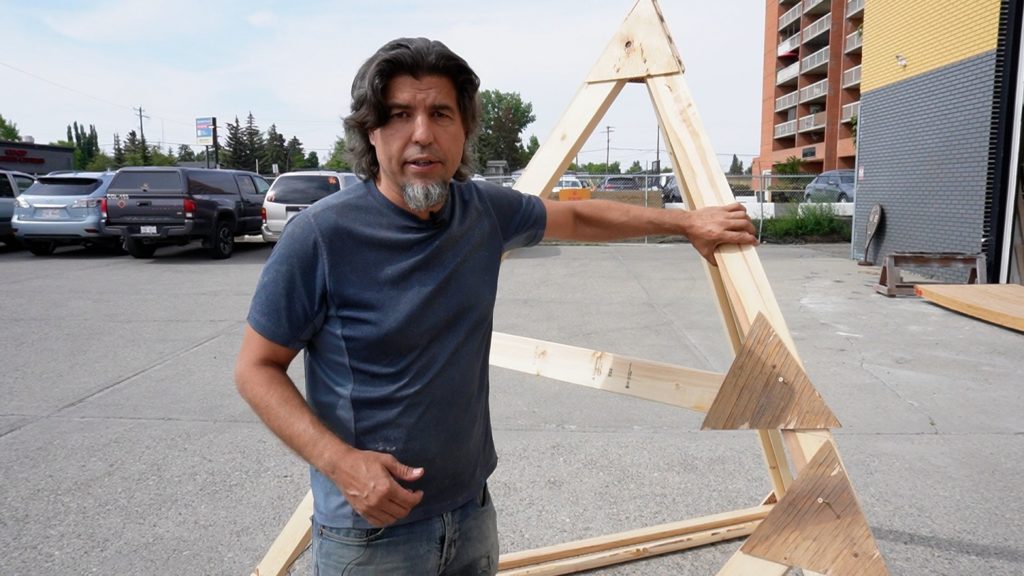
754, 0, 864, 175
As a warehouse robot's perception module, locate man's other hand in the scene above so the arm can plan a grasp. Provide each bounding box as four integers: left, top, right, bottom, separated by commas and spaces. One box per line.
332, 448, 425, 527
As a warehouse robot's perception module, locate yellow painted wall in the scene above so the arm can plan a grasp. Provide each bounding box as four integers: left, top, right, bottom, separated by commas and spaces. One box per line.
862, 0, 1002, 93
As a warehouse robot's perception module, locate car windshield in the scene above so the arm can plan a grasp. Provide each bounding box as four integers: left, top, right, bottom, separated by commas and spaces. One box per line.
24, 177, 103, 196
269, 175, 342, 204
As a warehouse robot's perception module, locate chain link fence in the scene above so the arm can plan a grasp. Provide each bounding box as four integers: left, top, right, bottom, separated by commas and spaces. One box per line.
478, 173, 816, 205
475, 172, 836, 243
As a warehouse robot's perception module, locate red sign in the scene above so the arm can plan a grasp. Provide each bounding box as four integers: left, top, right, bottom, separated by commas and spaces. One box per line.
1, 148, 45, 165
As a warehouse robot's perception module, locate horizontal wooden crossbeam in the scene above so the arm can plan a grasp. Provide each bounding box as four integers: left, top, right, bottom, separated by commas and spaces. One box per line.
497, 505, 771, 575
490, 332, 724, 413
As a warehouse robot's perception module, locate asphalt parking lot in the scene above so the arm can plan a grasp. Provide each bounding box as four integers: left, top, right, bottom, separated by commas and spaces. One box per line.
0, 239, 1021, 575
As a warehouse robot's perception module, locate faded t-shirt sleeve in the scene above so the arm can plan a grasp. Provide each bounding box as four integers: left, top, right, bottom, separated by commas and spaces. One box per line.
246, 213, 328, 350
481, 184, 547, 251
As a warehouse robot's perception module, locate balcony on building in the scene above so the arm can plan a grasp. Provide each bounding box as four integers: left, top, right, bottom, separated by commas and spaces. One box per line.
802, 14, 832, 45
776, 90, 800, 112
775, 119, 798, 138
842, 64, 862, 88
803, 0, 830, 17
841, 101, 860, 122
779, 3, 802, 30
776, 61, 800, 85
799, 78, 828, 104
845, 29, 863, 53
801, 46, 830, 75
798, 111, 827, 133
778, 31, 801, 57
846, 0, 864, 18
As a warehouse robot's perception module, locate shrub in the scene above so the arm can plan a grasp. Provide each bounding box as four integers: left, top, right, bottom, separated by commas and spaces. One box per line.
758, 204, 850, 242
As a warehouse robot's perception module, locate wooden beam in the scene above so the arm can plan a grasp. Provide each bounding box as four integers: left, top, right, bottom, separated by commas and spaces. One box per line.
645, 76, 799, 499
250, 490, 313, 576
646, 71, 835, 471
514, 80, 624, 200
490, 331, 723, 413
759, 430, 793, 498
498, 505, 771, 575
716, 549, 791, 576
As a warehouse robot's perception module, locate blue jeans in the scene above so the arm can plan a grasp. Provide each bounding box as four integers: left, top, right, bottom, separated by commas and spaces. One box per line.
312, 486, 498, 575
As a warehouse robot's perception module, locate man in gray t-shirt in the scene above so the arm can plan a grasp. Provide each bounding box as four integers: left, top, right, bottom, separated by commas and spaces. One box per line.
235, 37, 757, 575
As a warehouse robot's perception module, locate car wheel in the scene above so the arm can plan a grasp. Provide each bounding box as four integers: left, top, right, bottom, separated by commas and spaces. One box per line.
837, 193, 849, 203
207, 220, 234, 259
125, 236, 157, 258
27, 241, 56, 256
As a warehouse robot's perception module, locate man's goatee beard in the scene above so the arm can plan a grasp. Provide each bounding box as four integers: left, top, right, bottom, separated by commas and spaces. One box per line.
402, 181, 449, 212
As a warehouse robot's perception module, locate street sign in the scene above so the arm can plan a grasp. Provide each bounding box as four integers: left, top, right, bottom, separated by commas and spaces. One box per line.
196, 117, 215, 146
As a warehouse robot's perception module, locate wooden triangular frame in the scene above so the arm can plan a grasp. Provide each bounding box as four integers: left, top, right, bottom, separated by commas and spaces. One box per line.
248, 2, 888, 575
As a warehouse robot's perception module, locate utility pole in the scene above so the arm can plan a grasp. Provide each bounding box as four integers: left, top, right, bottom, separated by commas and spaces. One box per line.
134, 106, 150, 165
655, 126, 661, 174
602, 125, 615, 171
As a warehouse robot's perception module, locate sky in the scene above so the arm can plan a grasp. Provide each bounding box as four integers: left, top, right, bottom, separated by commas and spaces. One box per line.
2, 0, 765, 172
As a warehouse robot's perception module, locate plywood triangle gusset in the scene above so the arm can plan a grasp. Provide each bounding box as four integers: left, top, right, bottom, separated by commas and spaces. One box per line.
586, 0, 684, 83
741, 442, 889, 576
702, 313, 841, 430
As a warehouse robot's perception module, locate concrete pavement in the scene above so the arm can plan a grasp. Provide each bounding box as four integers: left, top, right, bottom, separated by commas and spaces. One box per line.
0, 240, 1020, 575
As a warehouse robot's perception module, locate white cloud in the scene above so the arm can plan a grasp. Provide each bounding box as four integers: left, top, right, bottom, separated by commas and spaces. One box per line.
247, 11, 277, 29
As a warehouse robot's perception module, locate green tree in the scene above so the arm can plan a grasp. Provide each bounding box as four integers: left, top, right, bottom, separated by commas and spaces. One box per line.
325, 136, 352, 171
625, 160, 644, 174
475, 89, 535, 171
264, 124, 288, 173
580, 161, 621, 175
66, 122, 101, 170
519, 135, 540, 168
304, 151, 320, 169
285, 136, 305, 172
222, 116, 246, 169
243, 112, 266, 173
772, 155, 802, 175
123, 130, 145, 165
728, 154, 744, 175
0, 114, 20, 141
176, 144, 196, 162
148, 145, 177, 166
112, 133, 126, 168
86, 152, 114, 171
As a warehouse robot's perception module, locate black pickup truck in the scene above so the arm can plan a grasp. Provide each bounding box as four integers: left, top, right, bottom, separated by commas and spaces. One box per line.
103, 167, 269, 259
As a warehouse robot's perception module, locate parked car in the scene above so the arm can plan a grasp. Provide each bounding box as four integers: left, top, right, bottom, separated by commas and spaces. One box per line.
261, 171, 360, 243
0, 170, 37, 246
661, 175, 682, 204
804, 169, 855, 203
550, 175, 587, 193
596, 175, 641, 191
103, 167, 270, 259
12, 171, 118, 255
